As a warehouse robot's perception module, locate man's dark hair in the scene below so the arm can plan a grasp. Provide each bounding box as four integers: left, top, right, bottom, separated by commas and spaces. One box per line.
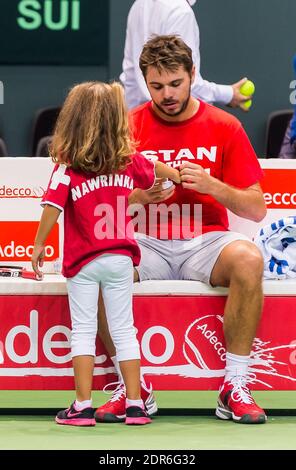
139, 35, 193, 78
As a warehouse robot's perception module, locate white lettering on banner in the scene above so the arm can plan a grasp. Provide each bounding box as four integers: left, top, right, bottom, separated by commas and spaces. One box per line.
0, 185, 45, 198
43, 326, 71, 364
0, 367, 115, 377
1, 311, 296, 388
0, 308, 109, 370
0, 242, 54, 258
141, 326, 174, 364
50, 165, 70, 190
196, 323, 226, 360
5, 310, 38, 364
264, 192, 296, 206
141, 147, 218, 163
290, 340, 296, 364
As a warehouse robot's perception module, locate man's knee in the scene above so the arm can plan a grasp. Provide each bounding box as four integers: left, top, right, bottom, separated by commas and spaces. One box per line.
230, 243, 263, 283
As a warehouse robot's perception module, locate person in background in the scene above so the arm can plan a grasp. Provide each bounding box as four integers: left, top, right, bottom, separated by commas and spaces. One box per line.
120, 0, 252, 110
279, 54, 296, 158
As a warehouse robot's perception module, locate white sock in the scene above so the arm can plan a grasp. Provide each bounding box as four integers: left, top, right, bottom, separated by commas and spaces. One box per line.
74, 399, 92, 410
225, 352, 249, 382
111, 355, 123, 383
126, 398, 144, 409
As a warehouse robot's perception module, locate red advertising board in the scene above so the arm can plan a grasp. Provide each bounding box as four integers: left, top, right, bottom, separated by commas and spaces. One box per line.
0, 295, 295, 390
261, 169, 296, 209
0, 222, 59, 262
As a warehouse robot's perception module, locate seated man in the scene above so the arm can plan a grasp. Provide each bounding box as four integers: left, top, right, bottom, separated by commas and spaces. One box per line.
279, 118, 296, 158
95, 35, 267, 425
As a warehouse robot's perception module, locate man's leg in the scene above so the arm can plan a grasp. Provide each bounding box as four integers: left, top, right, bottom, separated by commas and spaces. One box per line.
98, 270, 140, 380
96, 241, 172, 421
98, 269, 142, 364
98, 289, 116, 358
210, 240, 266, 424
210, 240, 263, 355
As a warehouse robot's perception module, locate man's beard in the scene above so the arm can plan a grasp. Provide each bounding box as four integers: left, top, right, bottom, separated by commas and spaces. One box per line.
153, 90, 191, 118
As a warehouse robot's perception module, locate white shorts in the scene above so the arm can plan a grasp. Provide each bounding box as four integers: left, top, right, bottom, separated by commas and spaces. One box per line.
135, 231, 251, 285
67, 254, 140, 361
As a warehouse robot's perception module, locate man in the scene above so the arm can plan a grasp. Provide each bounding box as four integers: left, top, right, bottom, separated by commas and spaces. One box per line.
95, 35, 267, 425
120, 0, 252, 110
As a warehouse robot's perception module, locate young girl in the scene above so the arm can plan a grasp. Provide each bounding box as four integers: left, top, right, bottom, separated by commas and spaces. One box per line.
31, 81, 180, 426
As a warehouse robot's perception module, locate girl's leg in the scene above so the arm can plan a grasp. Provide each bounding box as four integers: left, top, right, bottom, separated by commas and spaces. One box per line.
67, 268, 99, 403
101, 255, 151, 424
72, 355, 94, 402
100, 255, 141, 401
55, 266, 99, 426
119, 359, 141, 400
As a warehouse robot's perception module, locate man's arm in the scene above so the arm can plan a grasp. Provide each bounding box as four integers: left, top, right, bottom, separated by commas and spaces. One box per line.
180, 162, 266, 222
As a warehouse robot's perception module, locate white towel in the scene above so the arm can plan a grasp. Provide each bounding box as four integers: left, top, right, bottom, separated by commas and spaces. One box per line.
254, 216, 296, 279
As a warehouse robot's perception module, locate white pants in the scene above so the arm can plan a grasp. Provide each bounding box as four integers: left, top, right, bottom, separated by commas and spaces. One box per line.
67, 254, 140, 362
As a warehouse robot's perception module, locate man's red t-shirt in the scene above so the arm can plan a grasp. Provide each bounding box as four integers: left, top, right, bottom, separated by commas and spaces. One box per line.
130, 100, 263, 239
42, 153, 155, 277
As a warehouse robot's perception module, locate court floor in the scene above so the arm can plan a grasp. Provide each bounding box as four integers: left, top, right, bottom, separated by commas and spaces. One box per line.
0, 391, 295, 450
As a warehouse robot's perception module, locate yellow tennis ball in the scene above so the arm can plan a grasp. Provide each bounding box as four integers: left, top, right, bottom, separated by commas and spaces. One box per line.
243, 99, 252, 109
240, 80, 255, 96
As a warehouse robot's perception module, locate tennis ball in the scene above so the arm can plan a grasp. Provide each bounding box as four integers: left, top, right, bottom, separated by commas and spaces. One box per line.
243, 99, 252, 109
240, 80, 255, 96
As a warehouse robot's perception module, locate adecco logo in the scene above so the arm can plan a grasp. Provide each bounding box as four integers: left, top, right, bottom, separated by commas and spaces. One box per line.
0, 222, 59, 261
261, 169, 296, 208
183, 315, 226, 370
0, 185, 45, 198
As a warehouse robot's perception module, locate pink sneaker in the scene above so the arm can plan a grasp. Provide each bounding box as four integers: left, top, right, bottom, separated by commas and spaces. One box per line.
125, 406, 152, 425
55, 402, 96, 426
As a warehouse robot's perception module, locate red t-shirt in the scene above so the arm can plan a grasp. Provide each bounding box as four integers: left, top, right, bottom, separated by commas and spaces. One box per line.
41, 153, 155, 277
130, 100, 263, 239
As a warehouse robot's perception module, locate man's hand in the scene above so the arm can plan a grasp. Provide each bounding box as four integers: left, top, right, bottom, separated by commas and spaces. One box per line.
129, 178, 175, 204
228, 77, 253, 111
180, 162, 215, 194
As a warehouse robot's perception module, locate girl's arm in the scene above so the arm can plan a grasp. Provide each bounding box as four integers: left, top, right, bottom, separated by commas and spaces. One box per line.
155, 161, 180, 184
31, 205, 61, 277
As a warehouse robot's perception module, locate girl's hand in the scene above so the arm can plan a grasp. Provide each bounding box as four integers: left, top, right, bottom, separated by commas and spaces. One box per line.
31, 244, 45, 278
